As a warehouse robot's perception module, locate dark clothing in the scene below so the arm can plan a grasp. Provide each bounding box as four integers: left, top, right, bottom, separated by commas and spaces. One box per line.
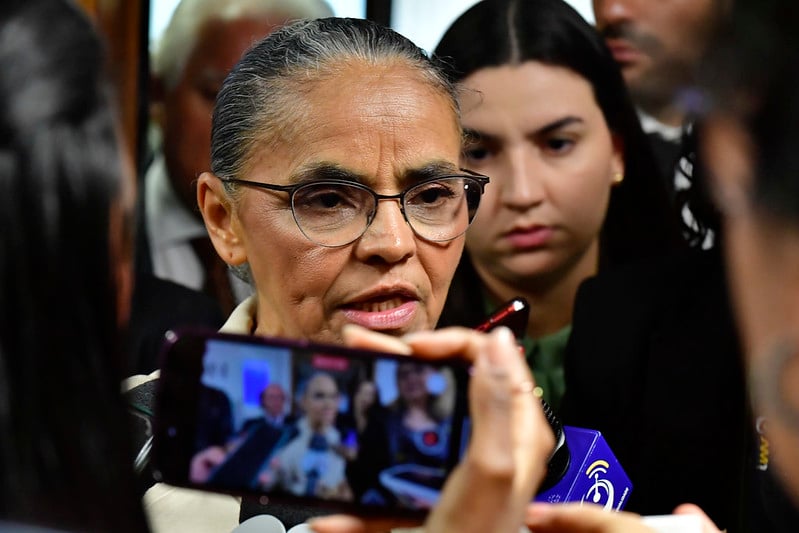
240, 414, 296, 435
127, 165, 226, 375
561, 249, 749, 530
746, 419, 799, 532
195, 385, 235, 454
209, 421, 288, 489
437, 253, 488, 331
126, 274, 224, 375
645, 131, 682, 200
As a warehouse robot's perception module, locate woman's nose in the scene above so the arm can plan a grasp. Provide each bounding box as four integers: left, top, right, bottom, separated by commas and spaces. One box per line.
354, 198, 416, 264
500, 148, 545, 209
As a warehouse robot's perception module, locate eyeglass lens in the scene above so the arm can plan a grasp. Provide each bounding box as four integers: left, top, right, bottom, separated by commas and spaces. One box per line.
290, 177, 483, 247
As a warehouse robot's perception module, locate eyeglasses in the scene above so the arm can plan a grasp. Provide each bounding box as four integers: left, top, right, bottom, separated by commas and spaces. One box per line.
218, 170, 490, 247
310, 391, 339, 402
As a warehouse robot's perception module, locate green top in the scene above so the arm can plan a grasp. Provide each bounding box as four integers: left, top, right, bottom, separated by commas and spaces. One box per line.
519, 326, 571, 412
481, 292, 571, 412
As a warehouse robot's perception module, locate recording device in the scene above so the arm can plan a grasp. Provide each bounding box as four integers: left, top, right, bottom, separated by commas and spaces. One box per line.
152, 325, 631, 515
536, 425, 632, 510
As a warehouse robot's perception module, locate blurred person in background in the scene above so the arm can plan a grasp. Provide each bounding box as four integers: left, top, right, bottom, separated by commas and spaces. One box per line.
434, 0, 682, 411
528, 0, 799, 531
0, 0, 149, 530
128, 0, 333, 374
592, 0, 727, 213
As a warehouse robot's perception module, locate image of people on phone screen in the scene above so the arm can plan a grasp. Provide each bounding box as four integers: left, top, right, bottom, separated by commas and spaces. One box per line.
352, 361, 455, 508
257, 372, 353, 500
240, 383, 294, 432
182, 340, 463, 510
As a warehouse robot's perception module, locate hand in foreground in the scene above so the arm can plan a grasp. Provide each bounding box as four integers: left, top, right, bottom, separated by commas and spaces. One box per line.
309, 325, 555, 533
524, 502, 722, 533
672, 504, 724, 532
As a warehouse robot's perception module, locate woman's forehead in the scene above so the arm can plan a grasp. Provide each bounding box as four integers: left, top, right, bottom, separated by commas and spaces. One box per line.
246, 63, 462, 186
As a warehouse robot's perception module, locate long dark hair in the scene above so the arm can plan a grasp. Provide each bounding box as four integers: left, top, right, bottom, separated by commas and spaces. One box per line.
0, 0, 148, 530
434, 0, 683, 268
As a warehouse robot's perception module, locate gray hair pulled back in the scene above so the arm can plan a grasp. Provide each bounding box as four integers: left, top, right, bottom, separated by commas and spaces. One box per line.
210, 17, 459, 183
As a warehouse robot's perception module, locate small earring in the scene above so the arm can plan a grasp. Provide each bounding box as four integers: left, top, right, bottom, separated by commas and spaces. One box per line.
613, 172, 624, 185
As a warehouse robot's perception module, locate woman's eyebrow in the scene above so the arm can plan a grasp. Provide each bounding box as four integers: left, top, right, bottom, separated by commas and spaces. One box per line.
289, 161, 460, 186
534, 116, 583, 135
404, 160, 461, 182
290, 163, 365, 184
464, 117, 584, 142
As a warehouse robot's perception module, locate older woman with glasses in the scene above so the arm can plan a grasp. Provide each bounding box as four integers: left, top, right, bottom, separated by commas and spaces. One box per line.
134, 16, 554, 533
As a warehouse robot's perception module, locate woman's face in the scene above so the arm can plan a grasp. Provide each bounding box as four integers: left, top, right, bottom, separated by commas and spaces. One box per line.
226, 63, 464, 343
303, 374, 339, 429
459, 62, 623, 292
354, 381, 377, 412
396, 362, 429, 404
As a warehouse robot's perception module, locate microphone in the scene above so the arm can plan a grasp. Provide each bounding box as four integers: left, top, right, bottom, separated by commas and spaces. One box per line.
534, 424, 633, 511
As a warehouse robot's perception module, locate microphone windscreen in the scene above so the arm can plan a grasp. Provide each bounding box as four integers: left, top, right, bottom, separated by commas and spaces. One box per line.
286, 524, 315, 533
232, 515, 287, 533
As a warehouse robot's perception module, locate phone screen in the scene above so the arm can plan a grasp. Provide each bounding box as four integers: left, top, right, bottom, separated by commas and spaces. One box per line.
152, 330, 469, 513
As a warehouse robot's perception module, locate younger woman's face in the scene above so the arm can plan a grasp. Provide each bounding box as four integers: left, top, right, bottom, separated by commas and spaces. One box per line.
397, 362, 429, 403
354, 381, 377, 411
460, 62, 623, 293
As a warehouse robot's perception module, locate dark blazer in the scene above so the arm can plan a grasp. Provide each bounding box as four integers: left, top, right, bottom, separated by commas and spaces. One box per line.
126, 274, 225, 375
127, 166, 226, 375
561, 248, 749, 530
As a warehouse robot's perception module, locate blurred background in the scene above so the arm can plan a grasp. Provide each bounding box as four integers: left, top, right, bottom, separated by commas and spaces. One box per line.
76, 0, 594, 171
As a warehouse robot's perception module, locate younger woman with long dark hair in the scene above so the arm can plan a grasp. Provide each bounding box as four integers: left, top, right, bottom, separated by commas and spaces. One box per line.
435, 0, 683, 409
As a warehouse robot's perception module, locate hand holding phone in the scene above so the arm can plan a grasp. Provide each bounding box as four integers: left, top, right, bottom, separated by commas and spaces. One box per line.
152, 324, 630, 526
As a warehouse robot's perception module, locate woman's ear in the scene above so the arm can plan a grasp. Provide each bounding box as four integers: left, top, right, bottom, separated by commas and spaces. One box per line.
197, 172, 247, 265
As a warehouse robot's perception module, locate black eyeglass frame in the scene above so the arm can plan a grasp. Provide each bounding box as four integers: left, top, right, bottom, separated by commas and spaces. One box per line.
218, 169, 490, 247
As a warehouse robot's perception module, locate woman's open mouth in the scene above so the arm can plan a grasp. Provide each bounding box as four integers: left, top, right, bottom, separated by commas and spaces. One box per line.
340, 294, 419, 331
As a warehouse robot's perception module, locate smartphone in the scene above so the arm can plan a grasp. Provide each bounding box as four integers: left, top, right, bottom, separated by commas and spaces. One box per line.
151, 328, 470, 516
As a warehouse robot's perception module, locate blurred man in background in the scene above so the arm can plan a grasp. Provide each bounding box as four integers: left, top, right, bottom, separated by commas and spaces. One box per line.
128, 0, 333, 373
592, 0, 725, 201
